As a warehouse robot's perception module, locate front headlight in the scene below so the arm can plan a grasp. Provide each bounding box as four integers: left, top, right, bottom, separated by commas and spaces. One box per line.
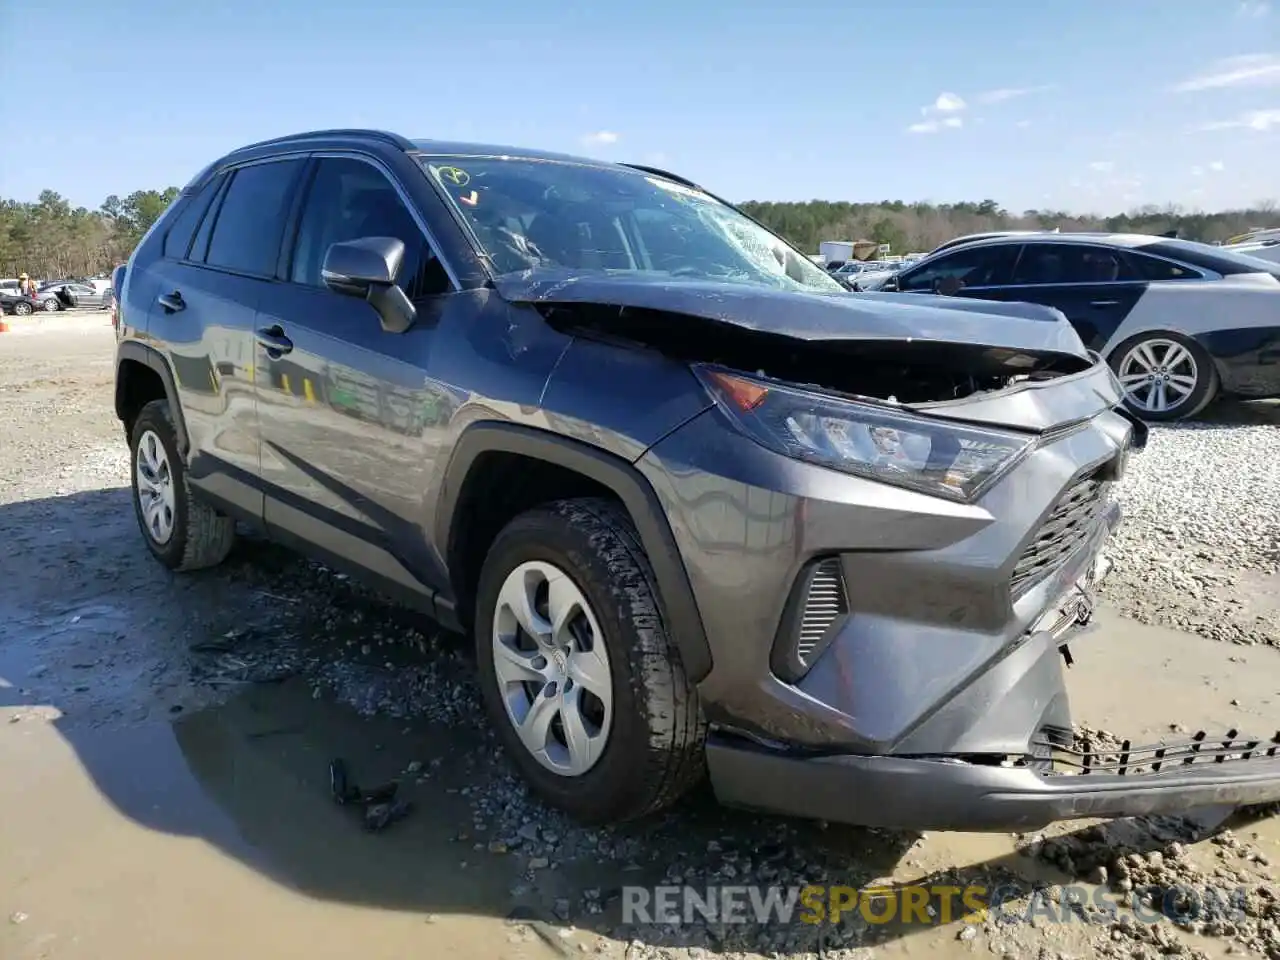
695, 365, 1035, 502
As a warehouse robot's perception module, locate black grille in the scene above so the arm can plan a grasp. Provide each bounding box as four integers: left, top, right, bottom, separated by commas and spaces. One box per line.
1011, 469, 1110, 595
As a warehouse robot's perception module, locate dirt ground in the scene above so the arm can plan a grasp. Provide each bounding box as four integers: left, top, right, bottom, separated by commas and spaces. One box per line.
3, 312, 1280, 960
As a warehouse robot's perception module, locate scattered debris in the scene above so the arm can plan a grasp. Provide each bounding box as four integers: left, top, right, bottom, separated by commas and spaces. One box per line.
328, 757, 412, 833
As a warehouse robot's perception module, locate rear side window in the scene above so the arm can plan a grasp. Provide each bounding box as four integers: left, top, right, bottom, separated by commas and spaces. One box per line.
205, 159, 306, 276
1010, 244, 1138, 284
898, 243, 1019, 292
1126, 252, 1199, 281
162, 180, 219, 260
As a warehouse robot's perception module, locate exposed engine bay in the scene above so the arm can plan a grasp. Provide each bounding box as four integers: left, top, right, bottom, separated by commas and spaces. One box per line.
536, 302, 1093, 405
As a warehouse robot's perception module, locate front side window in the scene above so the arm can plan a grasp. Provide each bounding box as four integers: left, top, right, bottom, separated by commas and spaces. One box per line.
897, 244, 1019, 292
419, 156, 844, 294
205, 159, 306, 276
290, 157, 450, 299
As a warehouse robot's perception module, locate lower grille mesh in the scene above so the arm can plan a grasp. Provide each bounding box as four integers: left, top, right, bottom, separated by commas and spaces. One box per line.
797, 558, 849, 665
1011, 468, 1110, 595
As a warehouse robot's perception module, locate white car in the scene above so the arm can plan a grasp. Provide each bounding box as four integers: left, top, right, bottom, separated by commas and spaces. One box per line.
1223, 238, 1280, 266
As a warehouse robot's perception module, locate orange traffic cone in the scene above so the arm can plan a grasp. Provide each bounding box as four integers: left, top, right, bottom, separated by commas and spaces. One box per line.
0, 320, 10, 333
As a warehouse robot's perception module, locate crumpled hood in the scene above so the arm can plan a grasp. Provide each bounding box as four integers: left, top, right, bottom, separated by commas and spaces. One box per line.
492, 267, 1091, 361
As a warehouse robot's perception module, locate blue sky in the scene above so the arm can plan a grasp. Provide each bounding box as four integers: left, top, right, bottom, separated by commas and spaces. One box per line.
1, 0, 1277, 214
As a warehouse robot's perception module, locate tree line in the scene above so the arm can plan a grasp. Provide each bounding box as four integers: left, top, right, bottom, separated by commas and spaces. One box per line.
0, 188, 178, 279
3, 187, 1277, 279
738, 198, 1279, 257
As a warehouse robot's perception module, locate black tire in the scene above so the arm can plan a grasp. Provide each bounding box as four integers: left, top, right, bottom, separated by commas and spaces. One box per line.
1107, 330, 1219, 423
129, 399, 235, 571
474, 497, 707, 824
42, 298, 60, 312
12, 300, 32, 316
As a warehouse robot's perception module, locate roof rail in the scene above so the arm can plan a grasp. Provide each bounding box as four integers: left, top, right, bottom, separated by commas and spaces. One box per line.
235, 129, 416, 152
621, 163, 702, 190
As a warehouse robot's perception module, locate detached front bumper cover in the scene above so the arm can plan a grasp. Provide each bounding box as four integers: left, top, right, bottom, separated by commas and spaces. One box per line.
707, 726, 1280, 832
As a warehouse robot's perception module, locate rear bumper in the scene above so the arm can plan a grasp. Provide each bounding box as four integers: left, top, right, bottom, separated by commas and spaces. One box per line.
706, 735, 1280, 832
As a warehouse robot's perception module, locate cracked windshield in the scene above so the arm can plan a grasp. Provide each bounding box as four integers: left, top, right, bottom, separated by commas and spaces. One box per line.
424, 157, 844, 292
2, 1, 1279, 960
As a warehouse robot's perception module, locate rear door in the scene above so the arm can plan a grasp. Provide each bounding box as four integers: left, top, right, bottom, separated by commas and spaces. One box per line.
145, 156, 308, 521
254, 152, 461, 604
980, 242, 1147, 351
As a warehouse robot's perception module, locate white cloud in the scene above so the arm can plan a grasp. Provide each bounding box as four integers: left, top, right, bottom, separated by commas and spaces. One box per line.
579, 131, 620, 146
1191, 166, 1205, 177
1173, 53, 1280, 92
1015, 119, 1033, 128
907, 91, 968, 133
1238, 0, 1271, 18
975, 85, 1056, 104
1209, 160, 1226, 171
1199, 107, 1280, 131
933, 92, 966, 112
1089, 161, 1115, 173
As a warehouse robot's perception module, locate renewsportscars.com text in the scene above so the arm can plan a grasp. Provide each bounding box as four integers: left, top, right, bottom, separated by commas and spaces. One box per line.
622, 883, 1250, 927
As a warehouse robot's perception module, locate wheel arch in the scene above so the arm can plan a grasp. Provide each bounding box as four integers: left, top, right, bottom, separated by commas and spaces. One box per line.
115, 341, 189, 456
435, 422, 713, 683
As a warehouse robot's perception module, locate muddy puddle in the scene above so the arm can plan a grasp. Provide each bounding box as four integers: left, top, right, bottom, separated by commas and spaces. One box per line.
1, 478, 1278, 958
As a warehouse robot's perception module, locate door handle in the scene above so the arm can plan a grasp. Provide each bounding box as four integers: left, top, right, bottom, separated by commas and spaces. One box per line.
156, 290, 185, 313
255, 324, 294, 356
1089, 299, 1120, 307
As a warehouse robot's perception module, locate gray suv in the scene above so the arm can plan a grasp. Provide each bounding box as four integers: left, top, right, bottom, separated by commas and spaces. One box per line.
113, 129, 1280, 831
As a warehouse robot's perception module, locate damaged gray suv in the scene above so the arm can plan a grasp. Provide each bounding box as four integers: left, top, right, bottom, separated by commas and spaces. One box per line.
113, 129, 1280, 832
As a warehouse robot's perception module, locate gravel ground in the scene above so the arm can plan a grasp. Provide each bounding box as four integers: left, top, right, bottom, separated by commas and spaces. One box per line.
3, 313, 1280, 960
1101, 400, 1280, 648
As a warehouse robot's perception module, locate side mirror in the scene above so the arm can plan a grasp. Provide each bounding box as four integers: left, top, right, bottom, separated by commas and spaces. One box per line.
322, 236, 417, 334
934, 275, 964, 296
881, 276, 899, 292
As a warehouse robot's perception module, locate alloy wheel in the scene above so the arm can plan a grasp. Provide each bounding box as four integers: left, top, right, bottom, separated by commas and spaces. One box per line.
42, 298, 59, 312
135, 429, 177, 544
491, 560, 613, 777
1116, 338, 1199, 416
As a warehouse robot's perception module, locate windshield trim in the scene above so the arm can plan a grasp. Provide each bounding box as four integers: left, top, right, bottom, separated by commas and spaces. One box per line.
412, 153, 838, 292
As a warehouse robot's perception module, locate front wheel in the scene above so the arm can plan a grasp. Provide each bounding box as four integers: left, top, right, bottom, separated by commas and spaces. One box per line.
11, 301, 33, 316
1108, 331, 1218, 422
42, 298, 60, 312
474, 498, 706, 824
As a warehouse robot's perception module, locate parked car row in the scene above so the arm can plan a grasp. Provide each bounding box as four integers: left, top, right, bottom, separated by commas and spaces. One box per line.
1, 278, 114, 315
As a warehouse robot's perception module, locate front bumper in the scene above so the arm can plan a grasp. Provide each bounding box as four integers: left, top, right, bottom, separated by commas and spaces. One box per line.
706, 732, 1280, 832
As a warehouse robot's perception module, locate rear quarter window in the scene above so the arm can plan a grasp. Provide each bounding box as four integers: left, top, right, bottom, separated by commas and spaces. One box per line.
1126, 252, 1200, 281
162, 179, 221, 260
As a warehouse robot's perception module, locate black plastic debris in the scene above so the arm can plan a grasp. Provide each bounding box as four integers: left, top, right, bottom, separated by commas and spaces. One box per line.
329, 757, 411, 832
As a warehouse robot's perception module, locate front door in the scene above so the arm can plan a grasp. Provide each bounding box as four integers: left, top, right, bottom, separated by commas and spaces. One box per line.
254, 154, 461, 607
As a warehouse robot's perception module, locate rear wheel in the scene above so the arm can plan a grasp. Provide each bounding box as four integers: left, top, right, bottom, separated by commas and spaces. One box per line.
42, 298, 60, 312
11, 301, 32, 316
474, 498, 706, 824
129, 399, 236, 571
1109, 331, 1218, 422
